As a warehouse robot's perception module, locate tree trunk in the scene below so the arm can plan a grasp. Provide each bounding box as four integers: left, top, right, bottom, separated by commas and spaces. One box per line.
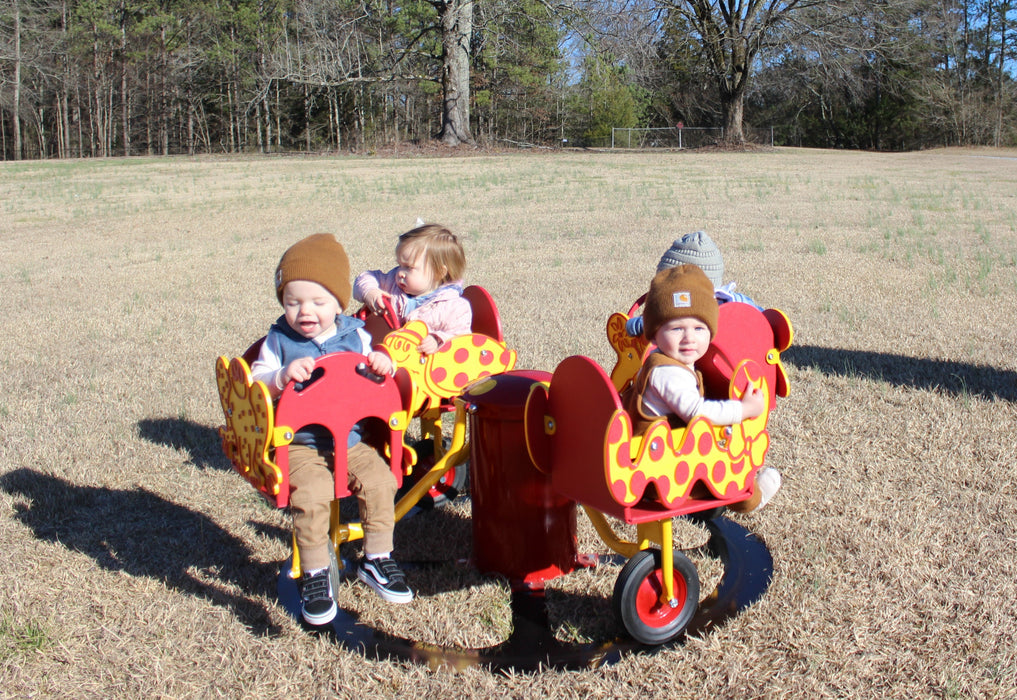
994, 0, 1010, 147
255, 101, 264, 152
75, 83, 84, 157
94, 53, 104, 156
304, 84, 312, 152
120, 3, 130, 156
263, 87, 272, 153
60, 0, 71, 159
34, 103, 46, 156
437, 0, 474, 146
275, 81, 281, 150
161, 27, 170, 155
55, 93, 65, 158
188, 101, 195, 155
13, 0, 23, 160
721, 85, 746, 143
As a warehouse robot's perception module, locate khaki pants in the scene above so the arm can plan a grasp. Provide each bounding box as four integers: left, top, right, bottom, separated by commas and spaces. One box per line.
287, 441, 398, 572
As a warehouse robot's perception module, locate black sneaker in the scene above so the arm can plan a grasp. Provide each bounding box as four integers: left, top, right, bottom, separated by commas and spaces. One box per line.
357, 557, 414, 604
299, 568, 337, 626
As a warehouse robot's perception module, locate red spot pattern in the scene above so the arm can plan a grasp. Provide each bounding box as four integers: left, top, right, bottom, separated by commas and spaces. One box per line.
649, 438, 664, 461
675, 459, 690, 485
656, 476, 672, 498
711, 460, 727, 485
608, 417, 624, 444
613, 441, 628, 467
698, 431, 713, 454
629, 470, 647, 496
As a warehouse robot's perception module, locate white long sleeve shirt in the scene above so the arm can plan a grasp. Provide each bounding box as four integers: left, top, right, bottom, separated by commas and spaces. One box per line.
639, 361, 744, 426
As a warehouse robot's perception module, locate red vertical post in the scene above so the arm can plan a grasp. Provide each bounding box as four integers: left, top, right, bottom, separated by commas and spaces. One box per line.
464, 370, 579, 588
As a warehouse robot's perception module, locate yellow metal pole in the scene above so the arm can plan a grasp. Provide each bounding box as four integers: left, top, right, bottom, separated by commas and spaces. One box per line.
394, 400, 471, 522
659, 519, 675, 606
582, 506, 641, 559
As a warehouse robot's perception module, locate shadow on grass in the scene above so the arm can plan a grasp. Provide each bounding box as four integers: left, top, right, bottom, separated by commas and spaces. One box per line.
137, 417, 231, 471
0, 468, 282, 636
542, 588, 620, 644
784, 344, 1017, 402
392, 505, 474, 580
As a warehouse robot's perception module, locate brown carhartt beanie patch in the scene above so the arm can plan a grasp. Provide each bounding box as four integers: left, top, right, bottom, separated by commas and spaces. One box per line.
274, 233, 351, 309
642, 264, 718, 340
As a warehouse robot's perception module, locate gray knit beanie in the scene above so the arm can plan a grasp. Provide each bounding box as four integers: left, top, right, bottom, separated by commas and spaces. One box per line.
655, 230, 724, 288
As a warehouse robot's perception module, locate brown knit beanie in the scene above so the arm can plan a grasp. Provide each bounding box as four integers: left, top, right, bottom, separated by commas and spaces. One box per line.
274, 233, 352, 309
642, 264, 718, 340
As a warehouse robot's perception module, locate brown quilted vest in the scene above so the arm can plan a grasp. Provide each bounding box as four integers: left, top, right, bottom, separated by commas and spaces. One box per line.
623, 351, 704, 437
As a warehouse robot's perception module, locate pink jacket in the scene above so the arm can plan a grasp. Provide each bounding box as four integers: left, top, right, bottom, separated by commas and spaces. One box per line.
354, 268, 473, 345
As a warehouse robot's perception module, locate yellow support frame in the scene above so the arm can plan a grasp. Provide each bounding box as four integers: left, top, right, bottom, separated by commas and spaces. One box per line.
582, 506, 678, 606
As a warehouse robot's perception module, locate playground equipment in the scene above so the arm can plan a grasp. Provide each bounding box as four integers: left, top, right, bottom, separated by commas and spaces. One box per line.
215, 286, 515, 577
524, 301, 792, 644
214, 285, 792, 657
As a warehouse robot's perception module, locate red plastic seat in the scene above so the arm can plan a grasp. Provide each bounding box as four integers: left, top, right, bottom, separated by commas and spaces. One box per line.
271, 353, 409, 506
462, 285, 505, 341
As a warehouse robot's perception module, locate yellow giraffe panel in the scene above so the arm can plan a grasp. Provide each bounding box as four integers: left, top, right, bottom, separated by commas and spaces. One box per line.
381, 320, 518, 415
603, 371, 772, 509
606, 312, 650, 392
763, 307, 794, 398
215, 355, 283, 499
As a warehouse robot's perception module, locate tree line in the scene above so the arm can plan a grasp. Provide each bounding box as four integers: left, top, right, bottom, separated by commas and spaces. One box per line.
1, 0, 1014, 160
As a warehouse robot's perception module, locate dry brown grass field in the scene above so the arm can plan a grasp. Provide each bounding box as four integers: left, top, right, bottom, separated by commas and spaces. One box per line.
1, 147, 1016, 699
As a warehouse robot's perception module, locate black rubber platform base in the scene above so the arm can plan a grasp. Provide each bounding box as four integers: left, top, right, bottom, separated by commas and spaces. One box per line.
276, 516, 773, 672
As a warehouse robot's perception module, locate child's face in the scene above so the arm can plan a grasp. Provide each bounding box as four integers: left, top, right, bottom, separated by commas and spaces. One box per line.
281, 280, 340, 339
653, 317, 712, 369
395, 248, 438, 297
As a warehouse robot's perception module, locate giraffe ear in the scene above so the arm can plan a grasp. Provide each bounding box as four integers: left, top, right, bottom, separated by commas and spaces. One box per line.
414, 217, 425, 227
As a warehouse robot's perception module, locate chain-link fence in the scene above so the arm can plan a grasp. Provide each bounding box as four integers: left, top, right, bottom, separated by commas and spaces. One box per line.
610, 126, 778, 149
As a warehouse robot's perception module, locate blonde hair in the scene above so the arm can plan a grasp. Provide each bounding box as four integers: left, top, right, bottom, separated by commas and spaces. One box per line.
396, 224, 466, 285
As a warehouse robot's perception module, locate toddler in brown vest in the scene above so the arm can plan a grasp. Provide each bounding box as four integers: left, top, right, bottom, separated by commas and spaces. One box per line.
624, 264, 780, 512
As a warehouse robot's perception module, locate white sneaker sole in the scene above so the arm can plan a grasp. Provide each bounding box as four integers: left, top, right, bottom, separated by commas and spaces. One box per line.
357, 567, 414, 604
301, 600, 337, 626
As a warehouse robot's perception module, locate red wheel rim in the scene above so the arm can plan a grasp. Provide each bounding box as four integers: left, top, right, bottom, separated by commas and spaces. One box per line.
633, 569, 688, 628
428, 465, 458, 498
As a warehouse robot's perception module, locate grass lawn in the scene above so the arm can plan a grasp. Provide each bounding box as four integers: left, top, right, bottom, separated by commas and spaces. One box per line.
1, 146, 1015, 698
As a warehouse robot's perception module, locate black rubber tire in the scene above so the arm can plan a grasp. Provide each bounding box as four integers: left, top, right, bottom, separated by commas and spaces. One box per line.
613, 549, 699, 645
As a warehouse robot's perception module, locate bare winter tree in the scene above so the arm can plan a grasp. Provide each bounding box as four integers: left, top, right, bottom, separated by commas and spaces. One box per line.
1, 0, 69, 159
272, 0, 475, 147
577, 0, 845, 143
8, 0, 22, 159
662, 0, 843, 143
433, 0, 474, 145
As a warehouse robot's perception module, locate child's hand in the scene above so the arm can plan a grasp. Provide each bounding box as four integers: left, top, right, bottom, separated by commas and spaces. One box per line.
417, 334, 440, 355
367, 350, 393, 376
281, 357, 316, 386
364, 288, 394, 315
740, 384, 765, 420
